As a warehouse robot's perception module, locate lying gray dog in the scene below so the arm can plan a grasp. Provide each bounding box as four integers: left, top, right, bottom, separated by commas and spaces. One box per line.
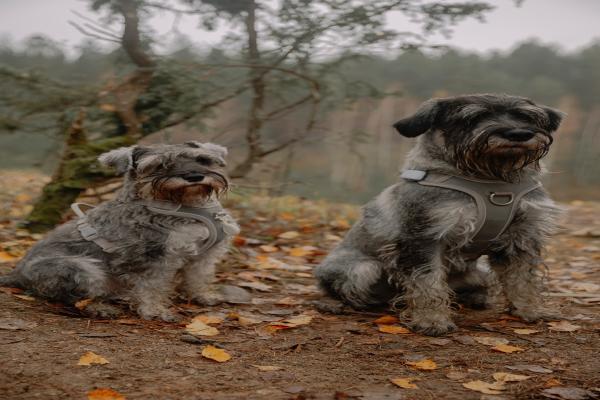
0, 141, 239, 321
315, 94, 564, 336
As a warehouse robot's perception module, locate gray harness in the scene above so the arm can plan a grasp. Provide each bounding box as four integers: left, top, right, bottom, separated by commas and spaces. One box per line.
401, 169, 541, 256
71, 200, 240, 254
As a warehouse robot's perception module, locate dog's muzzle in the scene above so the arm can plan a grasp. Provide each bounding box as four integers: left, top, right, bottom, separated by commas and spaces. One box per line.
499, 128, 535, 142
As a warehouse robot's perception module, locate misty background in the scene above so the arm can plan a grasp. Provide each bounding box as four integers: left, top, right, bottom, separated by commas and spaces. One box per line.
0, 0, 599, 225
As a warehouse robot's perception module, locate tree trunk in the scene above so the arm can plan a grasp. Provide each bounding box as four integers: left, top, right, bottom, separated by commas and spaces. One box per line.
25, 112, 136, 232
230, 0, 265, 178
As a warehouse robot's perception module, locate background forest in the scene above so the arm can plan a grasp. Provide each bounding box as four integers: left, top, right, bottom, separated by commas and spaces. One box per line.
0, 0, 599, 233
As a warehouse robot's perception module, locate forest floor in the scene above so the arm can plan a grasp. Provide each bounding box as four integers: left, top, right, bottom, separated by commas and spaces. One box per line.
0, 170, 599, 400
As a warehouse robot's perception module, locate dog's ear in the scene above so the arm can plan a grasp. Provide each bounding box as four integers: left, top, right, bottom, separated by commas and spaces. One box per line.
202, 142, 228, 158
543, 106, 566, 132
98, 146, 134, 175
393, 99, 442, 137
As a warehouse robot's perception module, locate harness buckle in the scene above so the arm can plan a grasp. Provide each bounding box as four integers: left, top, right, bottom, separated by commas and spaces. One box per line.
489, 192, 514, 206
78, 222, 100, 241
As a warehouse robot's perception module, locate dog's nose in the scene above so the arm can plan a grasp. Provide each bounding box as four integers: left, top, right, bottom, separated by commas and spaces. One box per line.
501, 129, 535, 142
183, 173, 205, 183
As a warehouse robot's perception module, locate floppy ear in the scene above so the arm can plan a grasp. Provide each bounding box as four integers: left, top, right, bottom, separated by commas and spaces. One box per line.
98, 146, 134, 175
543, 106, 566, 132
201, 142, 228, 159
393, 99, 441, 137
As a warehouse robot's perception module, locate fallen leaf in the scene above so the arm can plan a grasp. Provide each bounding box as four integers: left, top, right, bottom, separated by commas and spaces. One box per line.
288, 246, 315, 257
78, 351, 109, 366
491, 344, 525, 353
275, 297, 304, 306
252, 365, 282, 371
406, 359, 437, 371
278, 231, 300, 239
446, 371, 467, 380
259, 245, 278, 253
87, 388, 126, 400
201, 345, 231, 362
0, 251, 17, 262
374, 315, 398, 325
185, 320, 219, 336
507, 364, 553, 374
544, 378, 562, 388
281, 313, 313, 326
75, 298, 93, 310
190, 314, 224, 325
378, 324, 410, 334
493, 372, 531, 382
513, 328, 540, 335
390, 377, 419, 389
473, 336, 509, 346
547, 321, 581, 332
13, 294, 36, 301
463, 380, 505, 395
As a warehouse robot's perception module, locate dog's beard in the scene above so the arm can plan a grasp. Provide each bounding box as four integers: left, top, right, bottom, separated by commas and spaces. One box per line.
453, 131, 553, 182
139, 171, 229, 204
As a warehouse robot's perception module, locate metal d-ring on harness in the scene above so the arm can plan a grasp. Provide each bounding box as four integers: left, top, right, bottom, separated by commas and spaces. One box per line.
71, 200, 240, 254
401, 169, 542, 256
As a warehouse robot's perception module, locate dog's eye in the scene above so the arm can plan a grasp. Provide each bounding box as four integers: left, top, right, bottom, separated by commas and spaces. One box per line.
196, 156, 213, 166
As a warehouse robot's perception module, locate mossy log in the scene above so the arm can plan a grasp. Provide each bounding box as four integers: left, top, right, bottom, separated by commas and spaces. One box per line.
24, 117, 135, 232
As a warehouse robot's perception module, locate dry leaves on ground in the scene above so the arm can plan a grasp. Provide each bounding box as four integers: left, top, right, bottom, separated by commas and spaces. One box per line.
201, 345, 231, 362
406, 359, 437, 371
390, 377, 419, 389
185, 319, 219, 337
87, 388, 126, 400
78, 351, 109, 366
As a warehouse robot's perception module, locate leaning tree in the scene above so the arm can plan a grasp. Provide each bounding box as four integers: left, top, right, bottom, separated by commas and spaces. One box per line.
0, 0, 493, 231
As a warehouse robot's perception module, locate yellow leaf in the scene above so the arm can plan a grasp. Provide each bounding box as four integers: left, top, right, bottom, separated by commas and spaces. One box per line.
78, 351, 109, 366
463, 380, 506, 395
185, 320, 219, 336
547, 321, 581, 332
191, 314, 224, 325
378, 324, 410, 334
288, 246, 314, 257
493, 372, 531, 382
0, 251, 18, 262
390, 377, 419, 389
87, 388, 126, 400
238, 316, 262, 326
75, 298, 93, 310
278, 231, 300, 239
406, 359, 437, 371
374, 315, 398, 325
201, 345, 231, 362
491, 344, 525, 353
473, 336, 509, 346
513, 328, 540, 335
252, 365, 282, 371
283, 314, 313, 326
259, 245, 278, 253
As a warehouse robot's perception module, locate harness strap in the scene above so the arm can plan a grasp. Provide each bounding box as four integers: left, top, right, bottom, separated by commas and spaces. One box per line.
401, 169, 541, 255
71, 203, 121, 253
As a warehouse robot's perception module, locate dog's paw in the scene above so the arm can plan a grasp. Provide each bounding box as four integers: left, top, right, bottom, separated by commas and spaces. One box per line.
138, 305, 181, 323
409, 313, 457, 336
510, 307, 560, 322
81, 302, 122, 319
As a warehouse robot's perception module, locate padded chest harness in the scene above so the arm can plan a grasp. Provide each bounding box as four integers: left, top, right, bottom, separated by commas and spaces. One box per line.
401, 169, 541, 256
71, 201, 240, 254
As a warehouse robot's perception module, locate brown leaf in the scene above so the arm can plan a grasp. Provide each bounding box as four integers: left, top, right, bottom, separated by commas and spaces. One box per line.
185, 320, 219, 336
493, 372, 531, 382
201, 345, 231, 362
278, 231, 300, 239
78, 351, 109, 366
252, 365, 282, 371
13, 294, 36, 301
288, 246, 316, 257
541, 387, 594, 400
259, 245, 278, 253
0, 251, 17, 262
390, 377, 419, 389
238, 281, 272, 292
491, 344, 525, 353
191, 314, 224, 325
463, 380, 505, 395
473, 336, 509, 346
406, 359, 437, 371
547, 321, 581, 332
75, 298, 93, 310
87, 388, 126, 400
513, 328, 540, 335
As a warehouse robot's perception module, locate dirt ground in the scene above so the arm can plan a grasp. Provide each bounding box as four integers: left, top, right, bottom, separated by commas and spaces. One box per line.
0, 171, 599, 400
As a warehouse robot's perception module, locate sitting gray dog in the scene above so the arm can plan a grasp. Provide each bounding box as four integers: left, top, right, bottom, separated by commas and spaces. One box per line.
315, 94, 564, 336
0, 141, 239, 321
